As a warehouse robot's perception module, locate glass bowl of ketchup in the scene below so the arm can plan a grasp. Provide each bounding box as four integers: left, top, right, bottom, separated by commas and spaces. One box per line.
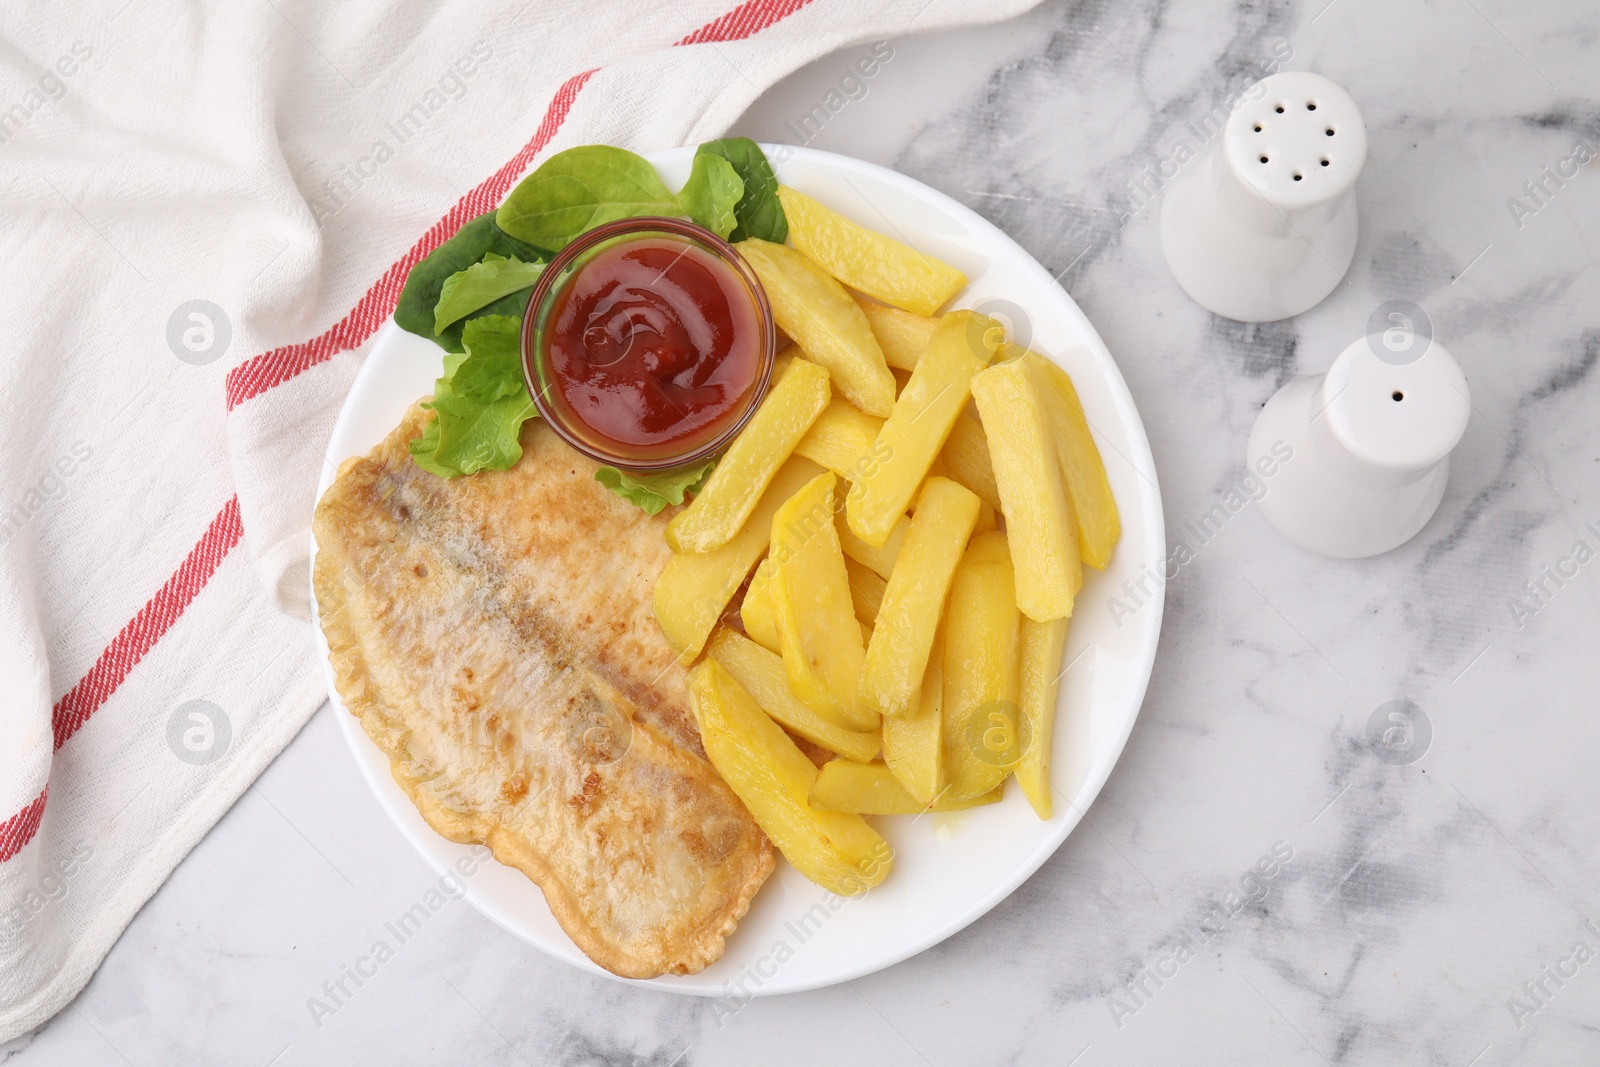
521, 216, 776, 472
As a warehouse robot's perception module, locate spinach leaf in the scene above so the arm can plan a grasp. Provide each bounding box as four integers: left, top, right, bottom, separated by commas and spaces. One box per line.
594, 459, 717, 515
396, 213, 548, 352
676, 153, 744, 240
696, 137, 786, 243
496, 145, 685, 251
409, 316, 537, 478
433, 253, 546, 334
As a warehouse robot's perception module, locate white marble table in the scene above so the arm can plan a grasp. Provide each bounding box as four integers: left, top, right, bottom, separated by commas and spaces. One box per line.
9, 1, 1600, 1063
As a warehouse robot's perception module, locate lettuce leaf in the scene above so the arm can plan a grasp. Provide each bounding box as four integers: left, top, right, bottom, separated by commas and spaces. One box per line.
496, 145, 686, 251
594, 459, 716, 516
395, 213, 548, 352
433, 253, 546, 334
695, 137, 786, 243
409, 316, 536, 478
676, 153, 744, 240
396, 142, 791, 489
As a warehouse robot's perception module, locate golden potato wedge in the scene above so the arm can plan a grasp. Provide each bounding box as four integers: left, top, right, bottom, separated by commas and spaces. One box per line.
836, 510, 910, 580
666, 357, 830, 553
740, 556, 779, 652
1016, 615, 1069, 819
737, 238, 896, 417
653, 457, 826, 661
861, 477, 981, 718
794, 397, 886, 481
970, 358, 1080, 621
938, 409, 1002, 511
942, 531, 1023, 799
882, 629, 945, 806
854, 297, 941, 371
1017, 348, 1121, 570
778, 185, 966, 316
845, 311, 1001, 546
687, 660, 891, 895
844, 557, 886, 622
709, 629, 881, 763
742, 483, 886, 655
770, 471, 878, 731
810, 760, 1002, 815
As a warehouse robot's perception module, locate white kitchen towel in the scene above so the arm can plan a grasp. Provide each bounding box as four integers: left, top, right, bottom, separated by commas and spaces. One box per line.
0, 0, 1044, 1041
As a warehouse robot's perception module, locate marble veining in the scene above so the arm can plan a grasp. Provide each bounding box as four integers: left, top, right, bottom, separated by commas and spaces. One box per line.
6, 0, 1600, 1063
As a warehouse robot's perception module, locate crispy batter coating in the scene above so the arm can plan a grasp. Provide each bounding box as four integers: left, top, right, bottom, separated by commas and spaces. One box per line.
313, 406, 772, 977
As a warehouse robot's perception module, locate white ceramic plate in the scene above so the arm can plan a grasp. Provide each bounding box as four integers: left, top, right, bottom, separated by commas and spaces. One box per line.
310, 145, 1164, 995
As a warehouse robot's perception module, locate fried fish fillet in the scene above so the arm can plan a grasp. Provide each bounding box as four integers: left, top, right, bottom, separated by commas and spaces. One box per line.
312, 405, 773, 978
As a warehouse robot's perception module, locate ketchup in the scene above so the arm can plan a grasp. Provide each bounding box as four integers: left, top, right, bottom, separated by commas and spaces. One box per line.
543, 237, 763, 462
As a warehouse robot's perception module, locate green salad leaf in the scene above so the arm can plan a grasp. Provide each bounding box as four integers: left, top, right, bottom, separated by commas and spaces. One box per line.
696, 137, 787, 243
440, 286, 537, 352
395, 141, 791, 500
433, 253, 546, 334
594, 459, 717, 516
496, 145, 685, 251
396, 213, 548, 353
676, 153, 744, 240
410, 316, 536, 478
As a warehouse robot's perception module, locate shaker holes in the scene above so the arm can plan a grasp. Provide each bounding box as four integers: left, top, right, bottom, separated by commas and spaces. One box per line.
1392, 391, 1404, 402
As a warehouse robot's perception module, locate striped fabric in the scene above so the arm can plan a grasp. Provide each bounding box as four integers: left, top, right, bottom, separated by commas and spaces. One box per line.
0, 0, 1042, 1042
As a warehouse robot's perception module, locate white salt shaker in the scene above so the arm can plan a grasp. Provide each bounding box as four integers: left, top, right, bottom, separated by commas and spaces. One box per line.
1161, 72, 1367, 322
1248, 332, 1470, 558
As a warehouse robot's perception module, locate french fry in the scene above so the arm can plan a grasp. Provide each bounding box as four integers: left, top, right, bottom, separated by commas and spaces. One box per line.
855, 297, 940, 371
741, 482, 888, 656
837, 511, 910, 580
1016, 616, 1069, 819
1018, 347, 1121, 570
687, 660, 891, 895
653, 457, 826, 661
810, 759, 1001, 815
938, 409, 1002, 511
737, 238, 896, 417
844, 557, 886, 622
942, 531, 1022, 800
778, 186, 966, 316
861, 477, 980, 717
845, 311, 1001, 546
709, 630, 880, 764
770, 472, 878, 731
740, 557, 779, 651
794, 397, 885, 481
882, 628, 945, 806
666, 358, 830, 553
971, 500, 998, 535
971, 357, 1080, 621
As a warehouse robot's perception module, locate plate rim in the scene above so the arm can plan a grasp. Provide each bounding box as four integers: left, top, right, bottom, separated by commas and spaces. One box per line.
309, 143, 1165, 996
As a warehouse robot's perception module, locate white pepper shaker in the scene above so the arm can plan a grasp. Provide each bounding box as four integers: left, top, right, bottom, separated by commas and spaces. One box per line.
1161, 71, 1367, 322
1248, 332, 1470, 558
